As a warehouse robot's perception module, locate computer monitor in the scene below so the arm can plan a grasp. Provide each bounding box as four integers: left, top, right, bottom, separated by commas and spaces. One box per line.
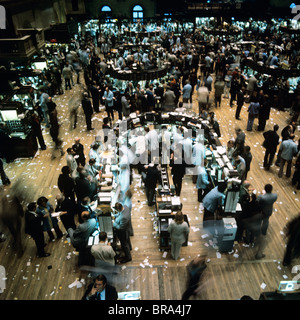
0, 109, 18, 121
32, 61, 47, 70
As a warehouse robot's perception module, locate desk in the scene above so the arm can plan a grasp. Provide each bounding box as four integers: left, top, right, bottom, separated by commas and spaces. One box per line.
156, 195, 182, 215
118, 291, 141, 300
217, 217, 237, 252
107, 64, 168, 81
244, 58, 300, 78
124, 30, 160, 38
98, 150, 118, 205
87, 211, 114, 247
156, 185, 184, 251
157, 167, 174, 196
9, 131, 38, 159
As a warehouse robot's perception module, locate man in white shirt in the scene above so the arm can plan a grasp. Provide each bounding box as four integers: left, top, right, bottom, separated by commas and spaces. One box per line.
160, 125, 172, 165
66, 147, 78, 179
192, 136, 205, 167
182, 136, 193, 166
145, 126, 159, 163
197, 86, 209, 115
134, 129, 147, 166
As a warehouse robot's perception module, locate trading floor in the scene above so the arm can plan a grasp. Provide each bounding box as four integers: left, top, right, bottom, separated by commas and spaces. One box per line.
0, 75, 300, 300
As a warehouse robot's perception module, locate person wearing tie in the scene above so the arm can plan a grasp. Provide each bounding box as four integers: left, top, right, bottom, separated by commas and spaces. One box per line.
72, 137, 86, 167
25, 202, 50, 258
36, 196, 63, 242
82, 274, 118, 300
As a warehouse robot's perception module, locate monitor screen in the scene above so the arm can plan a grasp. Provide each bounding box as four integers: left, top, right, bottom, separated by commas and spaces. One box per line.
32, 61, 47, 70
1, 110, 18, 121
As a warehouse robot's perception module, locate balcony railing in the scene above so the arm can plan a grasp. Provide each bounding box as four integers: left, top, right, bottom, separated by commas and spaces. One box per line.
0, 35, 36, 60
17, 28, 45, 50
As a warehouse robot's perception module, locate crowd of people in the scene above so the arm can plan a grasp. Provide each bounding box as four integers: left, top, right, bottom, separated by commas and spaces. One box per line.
1, 18, 300, 300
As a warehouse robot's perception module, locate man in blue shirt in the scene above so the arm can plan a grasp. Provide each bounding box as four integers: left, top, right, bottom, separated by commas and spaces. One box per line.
182, 80, 192, 104
278, 134, 298, 178
68, 211, 96, 266
202, 182, 227, 234
196, 163, 211, 202
204, 74, 213, 93
269, 53, 279, 67
103, 86, 115, 120
113, 202, 132, 263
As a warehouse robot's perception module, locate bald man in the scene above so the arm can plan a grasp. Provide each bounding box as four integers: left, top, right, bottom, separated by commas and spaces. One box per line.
68, 211, 97, 249
72, 137, 86, 166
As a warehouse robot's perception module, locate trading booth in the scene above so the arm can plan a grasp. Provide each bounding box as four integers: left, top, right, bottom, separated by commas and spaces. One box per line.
0, 85, 38, 160
112, 111, 242, 252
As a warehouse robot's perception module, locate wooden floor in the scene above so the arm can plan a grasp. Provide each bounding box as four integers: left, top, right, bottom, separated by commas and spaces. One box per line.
1, 79, 300, 301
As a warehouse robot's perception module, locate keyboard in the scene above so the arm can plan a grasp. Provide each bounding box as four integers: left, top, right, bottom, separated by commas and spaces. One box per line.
5, 120, 24, 132
98, 216, 113, 238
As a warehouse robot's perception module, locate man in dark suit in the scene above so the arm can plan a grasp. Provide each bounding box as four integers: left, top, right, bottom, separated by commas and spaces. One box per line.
72, 137, 86, 167
0, 159, 10, 186
241, 145, 252, 180
74, 170, 97, 204
170, 151, 186, 197
57, 166, 76, 203
82, 274, 118, 300
89, 81, 100, 113
257, 94, 271, 131
30, 111, 47, 150
113, 202, 132, 263
25, 202, 50, 258
81, 92, 94, 131
77, 196, 97, 223
49, 106, 64, 160
263, 124, 279, 170
235, 87, 245, 120
55, 194, 76, 236
0, 122, 14, 162
234, 127, 245, 154
154, 82, 164, 101
282, 214, 300, 266
182, 257, 207, 300
229, 76, 240, 107
144, 164, 161, 206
